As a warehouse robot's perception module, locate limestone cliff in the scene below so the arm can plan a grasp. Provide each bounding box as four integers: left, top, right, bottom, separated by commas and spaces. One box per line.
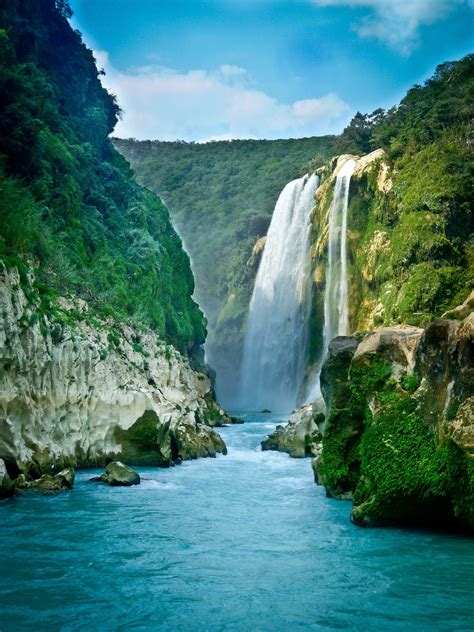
0, 265, 230, 482
315, 297, 474, 531
307, 148, 473, 368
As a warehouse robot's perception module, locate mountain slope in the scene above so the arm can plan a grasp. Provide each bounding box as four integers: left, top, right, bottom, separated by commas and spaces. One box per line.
0, 0, 204, 354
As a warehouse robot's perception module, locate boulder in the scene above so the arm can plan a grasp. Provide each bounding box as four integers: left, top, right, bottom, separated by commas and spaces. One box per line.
16, 467, 75, 494
0, 458, 14, 498
114, 409, 228, 467
352, 325, 422, 378
261, 404, 323, 458
92, 462, 140, 486
318, 308, 474, 531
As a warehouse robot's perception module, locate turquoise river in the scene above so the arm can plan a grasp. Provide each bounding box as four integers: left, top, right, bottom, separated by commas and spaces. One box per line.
1, 414, 473, 631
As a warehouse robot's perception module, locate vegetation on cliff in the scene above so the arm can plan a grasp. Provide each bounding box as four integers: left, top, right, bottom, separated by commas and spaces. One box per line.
318, 316, 473, 531
0, 0, 205, 353
308, 55, 474, 368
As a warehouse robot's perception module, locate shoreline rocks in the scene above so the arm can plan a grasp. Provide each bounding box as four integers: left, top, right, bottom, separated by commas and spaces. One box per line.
261, 404, 323, 458
15, 468, 75, 494
316, 299, 474, 531
0, 265, 229, 477
0, 458, 14, 498
91, 462, 140, 486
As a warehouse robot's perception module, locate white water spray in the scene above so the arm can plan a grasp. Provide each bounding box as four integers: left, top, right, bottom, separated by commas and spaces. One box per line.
306, 157, 356, 402
239, 174, 319, 413
322, 158, 356, 352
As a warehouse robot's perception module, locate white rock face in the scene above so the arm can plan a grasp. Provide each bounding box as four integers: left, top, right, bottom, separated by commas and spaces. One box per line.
0, 265, 227, 474
261, 403, 322, 458
353, 325, 423, 377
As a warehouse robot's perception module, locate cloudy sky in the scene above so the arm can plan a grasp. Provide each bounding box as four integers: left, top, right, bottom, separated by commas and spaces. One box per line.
70, 0, 474, 141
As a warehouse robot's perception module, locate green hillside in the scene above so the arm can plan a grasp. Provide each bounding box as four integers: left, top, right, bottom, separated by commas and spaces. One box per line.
0, 0, 205, 354
114, 135, 337, 396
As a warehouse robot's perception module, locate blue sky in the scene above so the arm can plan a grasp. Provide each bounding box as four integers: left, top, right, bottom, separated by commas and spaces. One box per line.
70, 0, 474, 141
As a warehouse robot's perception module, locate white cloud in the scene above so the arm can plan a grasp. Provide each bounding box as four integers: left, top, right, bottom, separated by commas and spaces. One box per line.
94, 50, 351, 141
313, 0, 473, 55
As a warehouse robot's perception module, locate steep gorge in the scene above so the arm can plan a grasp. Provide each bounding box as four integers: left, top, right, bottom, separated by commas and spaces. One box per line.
0, 0, 230, 489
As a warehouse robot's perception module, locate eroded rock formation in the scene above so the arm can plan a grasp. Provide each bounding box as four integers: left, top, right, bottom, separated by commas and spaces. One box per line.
316, 301, 474, 531
261, 404, 323, 458
0, 265, 229, 481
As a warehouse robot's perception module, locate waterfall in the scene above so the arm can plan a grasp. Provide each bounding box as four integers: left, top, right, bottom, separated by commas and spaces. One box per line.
239, 174, 319, 413
306, 157, 356, 402
322, 158, 356, 352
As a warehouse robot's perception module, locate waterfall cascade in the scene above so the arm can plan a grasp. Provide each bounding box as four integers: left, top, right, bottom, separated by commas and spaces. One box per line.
322, 158, 356, 352
306, 157, 356, 401
239, 174, 319, 413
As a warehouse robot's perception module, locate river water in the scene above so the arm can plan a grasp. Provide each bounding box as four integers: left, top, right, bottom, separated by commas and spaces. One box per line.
1, 415, 473, 631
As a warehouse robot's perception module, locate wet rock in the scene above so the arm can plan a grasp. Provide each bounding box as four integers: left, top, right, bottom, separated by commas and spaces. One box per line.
16, 467, 75, 494
116, 411, 227, 467
261, 404, 323, 458
92, 462, 140, 486
0, 458, 14, 498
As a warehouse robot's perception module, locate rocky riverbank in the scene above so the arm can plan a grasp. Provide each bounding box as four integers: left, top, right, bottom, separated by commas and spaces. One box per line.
315, 293, 474, 531
261, 404, 323, 458
0, 264, 232, 493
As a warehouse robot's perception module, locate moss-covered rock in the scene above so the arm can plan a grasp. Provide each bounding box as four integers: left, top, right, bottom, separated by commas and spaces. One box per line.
16, 467, 75, 494
92, 462, 140, 487
318, 308, 474, 531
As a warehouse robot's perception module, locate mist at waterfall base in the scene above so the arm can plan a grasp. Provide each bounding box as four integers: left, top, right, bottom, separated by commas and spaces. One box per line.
2, 416, 473, 631
238, 174, 318, 413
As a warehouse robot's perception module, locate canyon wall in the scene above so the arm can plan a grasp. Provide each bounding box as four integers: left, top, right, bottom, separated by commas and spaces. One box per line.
0, 265, 229, 481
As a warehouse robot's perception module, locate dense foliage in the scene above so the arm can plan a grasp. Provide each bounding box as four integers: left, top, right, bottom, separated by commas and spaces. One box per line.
305, 54, 474, 361
115, 136, 336, 321
0, 0, 205, 353
321, 361, 473, 529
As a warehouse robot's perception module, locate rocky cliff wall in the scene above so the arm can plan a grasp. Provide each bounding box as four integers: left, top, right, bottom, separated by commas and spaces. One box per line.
315, 294, 474, 530
0, 264, 230, 482
307, 148, 473, 369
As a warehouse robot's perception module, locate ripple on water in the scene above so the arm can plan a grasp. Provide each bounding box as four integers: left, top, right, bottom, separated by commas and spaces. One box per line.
1, 414, 473, 632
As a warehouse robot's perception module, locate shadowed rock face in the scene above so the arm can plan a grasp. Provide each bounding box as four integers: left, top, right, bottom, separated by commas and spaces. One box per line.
0, 266, 229, 478
316, 301, 474, 531
15, 468, 75, 494
0, 458, 14, 498
261, 404, 323, 458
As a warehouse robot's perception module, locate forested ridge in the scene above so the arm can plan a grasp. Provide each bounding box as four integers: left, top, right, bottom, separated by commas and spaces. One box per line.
114, 136, 336, 322
117, 54, 473, 399
338, 54, 474, 325
0, 0, 205, 353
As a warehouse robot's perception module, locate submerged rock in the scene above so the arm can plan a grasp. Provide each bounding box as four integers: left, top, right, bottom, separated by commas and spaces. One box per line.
92, 462, 140, 486
16, 468, 75, 494
261, 404, 323, 458
0, 458, 14, 498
